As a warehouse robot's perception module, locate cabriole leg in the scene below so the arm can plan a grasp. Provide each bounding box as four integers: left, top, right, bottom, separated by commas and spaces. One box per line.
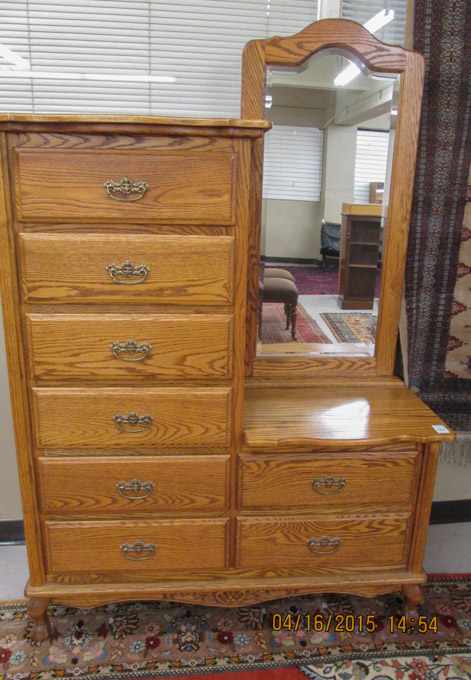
291, 301, 298, 340
402, 584, 424, 626
27, 597, 50, 642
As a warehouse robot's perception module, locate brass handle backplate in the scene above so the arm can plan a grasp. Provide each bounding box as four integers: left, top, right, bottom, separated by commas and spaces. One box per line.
307, 536, 342, 555
116, 479, 155, 499
106, 261, 149, 285
113, 411, 153, 433
120, 541, 156, 561
110, 339, 152, 362
311, 475, 347, 495
104, 176, 149, 202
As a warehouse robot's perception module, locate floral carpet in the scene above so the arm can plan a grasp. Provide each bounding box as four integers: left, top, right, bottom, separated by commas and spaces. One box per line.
0, 577, 470, 679
320, 313, 377, 345
261, 303, 330, 345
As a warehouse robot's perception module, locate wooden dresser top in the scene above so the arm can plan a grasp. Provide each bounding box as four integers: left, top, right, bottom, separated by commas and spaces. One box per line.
244, 385, 455, 449
0, 113, 271, 133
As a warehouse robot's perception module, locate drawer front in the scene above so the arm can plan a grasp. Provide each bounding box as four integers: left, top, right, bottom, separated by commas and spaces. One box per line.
15, 150, 236, 224
239, 453, 417, 511
33, 387, 232, 448
38, 455, 229, 516
27, 313, 233, 382
19, 233, 234, 305
237, 516, 409, 571
45, 518, 229, 575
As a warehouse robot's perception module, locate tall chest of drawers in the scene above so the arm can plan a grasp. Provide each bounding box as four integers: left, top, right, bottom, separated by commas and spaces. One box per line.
0, 115, 268, 638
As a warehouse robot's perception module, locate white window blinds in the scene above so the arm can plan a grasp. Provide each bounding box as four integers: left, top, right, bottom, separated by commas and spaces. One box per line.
341, 0, 407, 47
263, 125, 324, 202
354, 129, 389, 203
0, 0, 318, 117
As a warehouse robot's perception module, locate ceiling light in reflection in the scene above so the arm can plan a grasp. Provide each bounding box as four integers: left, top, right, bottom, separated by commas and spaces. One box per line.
334, 10, 395, 87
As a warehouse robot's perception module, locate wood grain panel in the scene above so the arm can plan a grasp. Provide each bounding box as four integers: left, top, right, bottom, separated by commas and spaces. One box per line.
14, 150, 236, 224
14, 132, 235, 151
239, 452, 417, 511
27, 570, 425, 608
244, 386, 455, 448
26, 313, 233, 381
237, 515, 410, 570
44, 518, 229, 575
33, 387, 232, 448
37, 455, 229, 516
19, 233, 234, 304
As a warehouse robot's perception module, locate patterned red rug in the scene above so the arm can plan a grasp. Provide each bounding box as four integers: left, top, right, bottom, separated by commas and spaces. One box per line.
260, 303, 330, 344
264, 265, 382, 297
0, 576, 470, 679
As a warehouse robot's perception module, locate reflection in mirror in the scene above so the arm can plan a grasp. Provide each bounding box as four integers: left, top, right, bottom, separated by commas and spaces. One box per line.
257, 49, 400, 359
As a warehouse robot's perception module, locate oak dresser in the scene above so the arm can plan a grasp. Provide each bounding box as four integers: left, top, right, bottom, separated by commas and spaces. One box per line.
0, 19, 456, 641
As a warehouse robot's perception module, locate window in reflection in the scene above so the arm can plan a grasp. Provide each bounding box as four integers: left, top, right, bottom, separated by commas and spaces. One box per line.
257, 51, 400, 359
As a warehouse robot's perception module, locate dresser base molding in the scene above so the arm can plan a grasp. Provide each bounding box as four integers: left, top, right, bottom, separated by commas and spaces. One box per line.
25, 571, 426, 611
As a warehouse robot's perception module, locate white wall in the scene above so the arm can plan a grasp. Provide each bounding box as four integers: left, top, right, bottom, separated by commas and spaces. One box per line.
322, 124, 357, 223
433, 461, 471, 501
0, 299, 23, 521
264, 199, 323, 260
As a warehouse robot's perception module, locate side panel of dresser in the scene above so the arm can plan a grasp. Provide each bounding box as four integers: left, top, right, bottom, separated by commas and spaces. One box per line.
0, 133, 45, 585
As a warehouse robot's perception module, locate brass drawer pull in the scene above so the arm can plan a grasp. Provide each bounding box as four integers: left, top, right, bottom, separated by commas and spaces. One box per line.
113, 411, 153, 433
311, 475, 347, 495
120, 541, 156, 561
116, 479, 155, 499
104, 176, 149, 202
307, 536, 342, 555
110, 339, 152, 362
106, 261, 149, 285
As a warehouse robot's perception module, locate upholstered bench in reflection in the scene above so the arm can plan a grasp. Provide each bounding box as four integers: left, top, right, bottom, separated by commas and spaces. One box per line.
264, 267, 296, 283
259, 275, 300, 341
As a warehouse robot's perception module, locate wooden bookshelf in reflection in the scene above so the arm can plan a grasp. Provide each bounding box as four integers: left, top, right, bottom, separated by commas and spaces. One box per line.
338, 202, 382, 310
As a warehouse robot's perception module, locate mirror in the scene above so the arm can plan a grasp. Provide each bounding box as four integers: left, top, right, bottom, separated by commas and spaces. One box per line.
258, 51, 400, 359
241, 19, 424, 378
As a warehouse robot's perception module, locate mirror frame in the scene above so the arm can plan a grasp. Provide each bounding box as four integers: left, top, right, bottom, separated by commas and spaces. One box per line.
241, 18, 424, 381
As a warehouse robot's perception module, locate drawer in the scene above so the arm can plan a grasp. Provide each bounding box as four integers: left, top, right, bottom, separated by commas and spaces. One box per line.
32, 387, 232, 448
14, 149, 236, 224
237, 515, 409, 571
44, 518, 229, 575
239, 452, 417, 511
19, 233, 234, 305
26, 313, 233, 382
37, 455, 229, 516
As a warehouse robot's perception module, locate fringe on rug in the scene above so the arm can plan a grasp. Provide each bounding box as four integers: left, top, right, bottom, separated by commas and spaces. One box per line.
439, 431, 471, 465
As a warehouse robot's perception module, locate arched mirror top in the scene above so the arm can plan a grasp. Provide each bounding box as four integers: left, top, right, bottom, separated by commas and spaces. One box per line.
242, 19, 424, 382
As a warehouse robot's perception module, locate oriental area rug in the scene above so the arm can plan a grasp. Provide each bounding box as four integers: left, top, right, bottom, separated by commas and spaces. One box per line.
320, 313, 377, 345
260, 303, 330, 345
0, 576, 470, 680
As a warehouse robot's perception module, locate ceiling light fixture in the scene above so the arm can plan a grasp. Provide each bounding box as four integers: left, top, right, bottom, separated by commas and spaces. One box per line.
334, 10, 395, 87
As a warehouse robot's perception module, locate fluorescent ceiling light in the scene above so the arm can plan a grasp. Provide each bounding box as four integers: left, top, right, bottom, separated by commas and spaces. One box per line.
334, 10, 395, 87
363, 9, 395, 34
0, 70, 176, 83
334, 62, 361, 87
